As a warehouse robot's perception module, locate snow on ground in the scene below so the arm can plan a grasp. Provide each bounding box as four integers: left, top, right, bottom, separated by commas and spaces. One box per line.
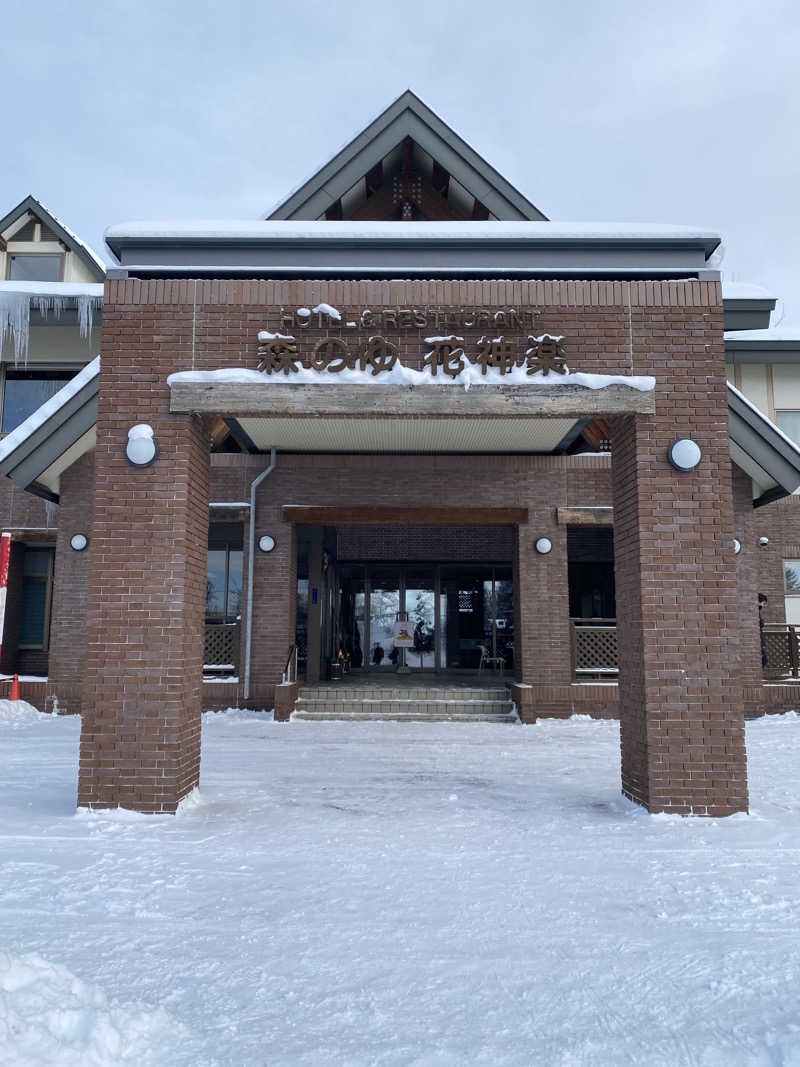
1, 709, 800, 1066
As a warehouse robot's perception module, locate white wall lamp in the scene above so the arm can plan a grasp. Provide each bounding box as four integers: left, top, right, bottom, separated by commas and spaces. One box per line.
125, 424, 159, 468
732, 538, 741, 554
759, 537, 769, 547
258, 535, 276, 553
70, 533, 88, 551
668, 438, 702, 472
534, 537, 553, 554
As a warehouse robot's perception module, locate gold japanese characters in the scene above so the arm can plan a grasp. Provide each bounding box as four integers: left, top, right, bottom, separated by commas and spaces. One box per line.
257, 332, 568, 378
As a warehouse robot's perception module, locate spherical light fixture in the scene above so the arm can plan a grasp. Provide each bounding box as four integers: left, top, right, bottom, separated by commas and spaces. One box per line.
70, 533, 88, 551
668, 438, 702, 472
732, 538, 741, 554
759, 536, 769, 547
258, 535, 276, 553
535, 537, 553, 554
125, 424, 158, 468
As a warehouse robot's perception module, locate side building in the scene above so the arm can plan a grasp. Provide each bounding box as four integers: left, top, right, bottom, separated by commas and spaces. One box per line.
0, 195, 104, 710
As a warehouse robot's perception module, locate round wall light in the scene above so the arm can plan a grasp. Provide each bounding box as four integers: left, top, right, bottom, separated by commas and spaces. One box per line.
535, 537, 553, 554
70, 533, 88, 551
125, 424, 158, 467
732, 538, 741, 554
759, 536, 769, 547
259, 535, 276, 553
668, 438, 702, 472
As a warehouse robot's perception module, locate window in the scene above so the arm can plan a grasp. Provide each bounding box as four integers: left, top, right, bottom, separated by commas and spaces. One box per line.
783, 561, 800, 594
776, 412, 800, 446
19, 548, 54, 649
206, 524, 243, 618
7, 254, 63, 282
1, 370, 75, 433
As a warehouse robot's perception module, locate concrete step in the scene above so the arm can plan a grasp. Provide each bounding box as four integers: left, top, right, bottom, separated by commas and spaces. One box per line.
301, 687, 508, 701
292, 711, 518, 723
291, 695, 518, 723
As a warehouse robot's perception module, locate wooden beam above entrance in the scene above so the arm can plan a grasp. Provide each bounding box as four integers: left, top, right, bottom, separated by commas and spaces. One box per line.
169, 381, 655, 419
282, 506, 528, 526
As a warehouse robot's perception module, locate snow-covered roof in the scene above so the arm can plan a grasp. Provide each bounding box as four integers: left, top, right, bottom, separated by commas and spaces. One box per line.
24, 196, 107, 276
105, 219, 721, 247
725, 327, 800, 343
721, 283, 776, 302
0, 195, 106, 280
0, 357, 100, 465
0, 282, 104, 298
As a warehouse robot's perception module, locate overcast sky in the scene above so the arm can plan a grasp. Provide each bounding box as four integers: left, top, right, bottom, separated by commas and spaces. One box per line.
3, 0, 799, 322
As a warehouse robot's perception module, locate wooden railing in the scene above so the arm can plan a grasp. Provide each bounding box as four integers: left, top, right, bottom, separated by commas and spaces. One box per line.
570, 618, 618, 677
763, 624, 800, 678
204, 620, 241, 671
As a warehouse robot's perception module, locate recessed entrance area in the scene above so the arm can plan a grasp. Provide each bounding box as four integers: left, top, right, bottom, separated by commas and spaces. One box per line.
294, 522, 515, 681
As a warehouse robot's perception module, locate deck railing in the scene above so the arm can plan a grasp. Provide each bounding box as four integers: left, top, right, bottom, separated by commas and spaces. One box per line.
762, 623, 800, 678
570, 618, 618, 678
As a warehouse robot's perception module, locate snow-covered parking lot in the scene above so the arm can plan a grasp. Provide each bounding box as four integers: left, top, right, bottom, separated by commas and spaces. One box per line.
2, 705, 800, 1066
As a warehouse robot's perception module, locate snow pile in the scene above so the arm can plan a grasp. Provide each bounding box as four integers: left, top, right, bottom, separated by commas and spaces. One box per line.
0, 700, 47, 725
169, 359, 655, 393
0, 356, 100, 464
0, 953, 185, 1066
0, 283, 103, 364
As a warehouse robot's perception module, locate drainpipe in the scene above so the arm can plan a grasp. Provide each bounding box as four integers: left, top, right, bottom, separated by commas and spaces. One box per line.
244, 446, 277, 700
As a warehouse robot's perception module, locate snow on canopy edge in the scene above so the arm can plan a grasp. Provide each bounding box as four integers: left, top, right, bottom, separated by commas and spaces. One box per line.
105, 219, 721, 244
0, 355, 100, 464
725, 326, 800, 342
168, 361, 656, 392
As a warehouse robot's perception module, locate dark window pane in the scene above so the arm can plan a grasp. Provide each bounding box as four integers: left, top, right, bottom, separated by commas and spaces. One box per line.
2, 375, 73, 432
22, 549, 51, 576
206, 549, 227, 615
8, 255, 62, 282
20, 578, 47, 646
227, 550, 243, 615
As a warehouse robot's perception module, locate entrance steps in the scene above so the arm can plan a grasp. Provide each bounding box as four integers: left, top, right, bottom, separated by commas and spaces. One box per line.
291, 684, 518, 723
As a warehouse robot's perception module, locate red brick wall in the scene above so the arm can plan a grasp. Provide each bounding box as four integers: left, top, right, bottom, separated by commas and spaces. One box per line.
47, 453, 94, 715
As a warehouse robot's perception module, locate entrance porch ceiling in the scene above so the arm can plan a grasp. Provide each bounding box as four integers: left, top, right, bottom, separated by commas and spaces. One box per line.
236, 415, 579, 453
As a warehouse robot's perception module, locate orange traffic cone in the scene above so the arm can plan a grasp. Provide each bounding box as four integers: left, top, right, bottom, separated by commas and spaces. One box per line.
9, 673, 20, 701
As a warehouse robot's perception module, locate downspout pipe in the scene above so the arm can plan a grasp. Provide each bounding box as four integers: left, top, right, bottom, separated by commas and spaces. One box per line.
244, 446, 277, 700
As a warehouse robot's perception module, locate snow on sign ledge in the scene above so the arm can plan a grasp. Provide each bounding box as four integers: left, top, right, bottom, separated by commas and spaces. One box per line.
167, 362, 656, 393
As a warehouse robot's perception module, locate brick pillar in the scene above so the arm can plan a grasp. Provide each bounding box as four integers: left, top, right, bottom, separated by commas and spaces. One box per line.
732, 464, 764, 718
78, 412, 209, 813
47, 454, 94, 715
612, 414, 748, 816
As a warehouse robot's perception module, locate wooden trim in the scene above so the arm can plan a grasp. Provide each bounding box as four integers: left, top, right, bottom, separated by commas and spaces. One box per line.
556, 506, 614, 526
282, 506, 528, 526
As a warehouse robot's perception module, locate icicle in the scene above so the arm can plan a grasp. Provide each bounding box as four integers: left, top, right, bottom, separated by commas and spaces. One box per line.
0, 291, 102, 364
0, 292, 31, 364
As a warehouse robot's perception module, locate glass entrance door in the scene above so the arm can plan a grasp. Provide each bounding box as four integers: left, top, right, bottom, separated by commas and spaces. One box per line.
332, 563, 512, 674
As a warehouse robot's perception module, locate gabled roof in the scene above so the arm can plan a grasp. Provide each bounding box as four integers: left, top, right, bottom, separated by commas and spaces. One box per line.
0, 195, 106, 280
0, 357, 99, 502
728, 383, 800, 505
267, 90, 547, 223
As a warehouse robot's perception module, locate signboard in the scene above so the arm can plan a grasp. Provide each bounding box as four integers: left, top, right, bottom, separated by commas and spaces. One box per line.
393, 620, 414, 648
